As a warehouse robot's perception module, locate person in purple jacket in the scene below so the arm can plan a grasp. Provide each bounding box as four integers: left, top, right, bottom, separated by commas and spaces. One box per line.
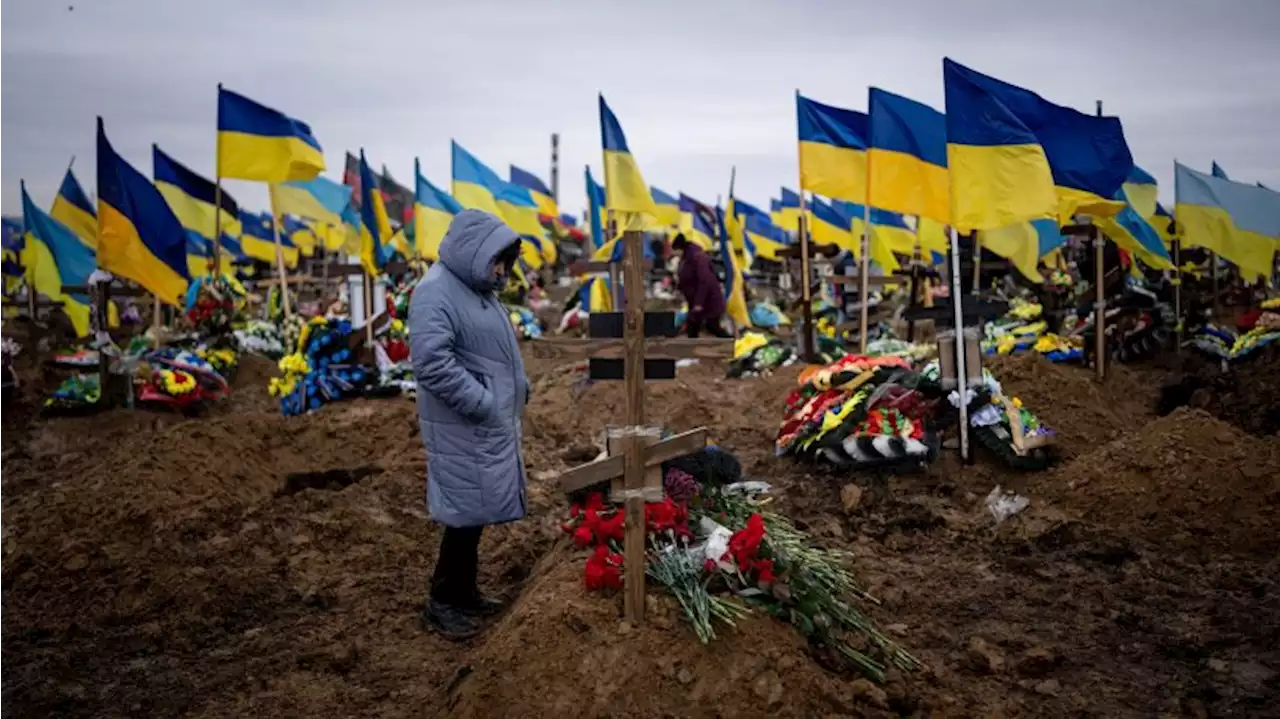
671, 233, 731, 338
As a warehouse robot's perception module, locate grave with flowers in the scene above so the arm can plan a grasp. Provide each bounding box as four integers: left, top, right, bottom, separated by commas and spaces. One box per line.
536, 231, 920, 683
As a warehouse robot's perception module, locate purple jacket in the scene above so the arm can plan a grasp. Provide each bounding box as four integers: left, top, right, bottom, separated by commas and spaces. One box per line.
676, 244, 725, 321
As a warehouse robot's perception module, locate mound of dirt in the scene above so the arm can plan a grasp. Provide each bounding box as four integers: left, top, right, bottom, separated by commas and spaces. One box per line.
451, 547, 922, 719
1159, 354, 1280, 437
987, 354, 1164, 458
1039, 407, 1280, 554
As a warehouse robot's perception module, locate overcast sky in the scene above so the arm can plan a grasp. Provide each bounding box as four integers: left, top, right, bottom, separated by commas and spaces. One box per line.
4, 0, 1278, 221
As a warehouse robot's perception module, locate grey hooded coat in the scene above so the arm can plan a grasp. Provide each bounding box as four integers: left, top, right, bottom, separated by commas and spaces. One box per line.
409, 210, 529, 527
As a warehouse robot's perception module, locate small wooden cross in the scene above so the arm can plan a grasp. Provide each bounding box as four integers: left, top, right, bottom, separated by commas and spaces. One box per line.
531, 229, 734, 623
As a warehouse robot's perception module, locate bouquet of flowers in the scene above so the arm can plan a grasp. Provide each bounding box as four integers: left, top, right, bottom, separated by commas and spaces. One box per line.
268, 316, 377, 416
234, 319, 287, 358
560, 449, 921, 683
43, 374, 101, 413
184, 273, 246, 337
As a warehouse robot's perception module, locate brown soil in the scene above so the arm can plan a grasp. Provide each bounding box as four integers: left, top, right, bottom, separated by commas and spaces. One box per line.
4, 352, 1278, 717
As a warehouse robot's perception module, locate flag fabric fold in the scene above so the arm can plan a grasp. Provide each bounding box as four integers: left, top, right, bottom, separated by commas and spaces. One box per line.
1176, 162, 1280, 282
359, 150, 393, 275
51, 167, 98, 250
20, 181, 97, 335
415, 158, 463, 262
599, 95, 658, 223
217, 87, 324, 183
797, 94, 869, 204
868, 87, 949, 223
96, 118, 189, 306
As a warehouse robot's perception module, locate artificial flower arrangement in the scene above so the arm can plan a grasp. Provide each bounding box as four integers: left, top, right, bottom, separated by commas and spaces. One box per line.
507, 305, 544, 340
135, 349, 230, 410
381, 318, 410, 363
268, 316, 377, 416
234, 319, 287, 358
184, 273, 246, 337
560, 460, 920, 683
43, 374, 102, 413
777, 354, 939, 469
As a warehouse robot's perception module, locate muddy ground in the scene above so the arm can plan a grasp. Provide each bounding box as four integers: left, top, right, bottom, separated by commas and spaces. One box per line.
3, 349, 1278, 717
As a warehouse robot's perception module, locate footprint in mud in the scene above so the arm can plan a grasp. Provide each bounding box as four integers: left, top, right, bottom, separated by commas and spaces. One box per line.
278, 466, 383, 496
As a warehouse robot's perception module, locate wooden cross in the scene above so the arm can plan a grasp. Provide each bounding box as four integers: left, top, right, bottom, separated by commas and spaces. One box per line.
531, 229, 734, 623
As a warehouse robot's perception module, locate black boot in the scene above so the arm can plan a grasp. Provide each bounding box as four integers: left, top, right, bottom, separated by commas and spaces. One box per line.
421, 600, 482, 640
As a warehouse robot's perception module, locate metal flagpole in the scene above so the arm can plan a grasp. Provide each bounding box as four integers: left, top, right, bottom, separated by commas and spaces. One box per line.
212, 83, 224, 272
858, 187, 872, 354
948, 226, 970, 462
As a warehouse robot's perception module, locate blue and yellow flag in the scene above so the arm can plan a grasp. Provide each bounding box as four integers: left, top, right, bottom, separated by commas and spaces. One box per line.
238, 210, 282, 265
677, 194, 717, 251
96, 118, 189, 306
217, 87, 324, 183
358, 150, 393, 276
831, 200, 902, 274
868, 87, 949, 224
415, 158, 463, 262
274, 176, 352, 232
452, 140, 503, 215
773, 187, 802, 232
20, 181, 97, 335
743, 212, 789, 262
797, 94, 869, 204
585, 167, 607, 250
651, 186, 681, 227
510, 165, 558, 219
495, 181, 550, 261
1095, 166, 1172, 270
153, 145, 242, 277
718, 203, 751, 329
945, 57, 1134, 245
807, 196, 860, 252
51, 167, 98, 250
279, 214, 318, 256
977, 219, 1067, 281
599, 95, 658, 222
1150, 203, 1174, 246
1176, 162, 1280, 282
1122, 165, 1159, 220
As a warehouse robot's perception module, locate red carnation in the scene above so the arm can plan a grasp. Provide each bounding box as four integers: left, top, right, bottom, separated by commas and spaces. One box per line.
572, 526, 594, 548
753, 558, 776, 585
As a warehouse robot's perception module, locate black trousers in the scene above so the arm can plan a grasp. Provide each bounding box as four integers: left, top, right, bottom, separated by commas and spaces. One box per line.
687, 315, 732, 338
430, 525, 483, 606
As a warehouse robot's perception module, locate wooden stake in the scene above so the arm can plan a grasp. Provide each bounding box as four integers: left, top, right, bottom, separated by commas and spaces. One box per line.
97, 279, 111, 401
971, 233, 982, 295
212, 82, 224, 269
1093, 226, 1106, 381
268, 184, 293, 319
797, 195, 815, 361
152, 294, 162, 348
607, 210, 621, 310
1172, 236, 1182, 352
1210, 251, 1219, 319
621, 228, 647, 624
363, 271, 375, 346
858, 202, 871, 354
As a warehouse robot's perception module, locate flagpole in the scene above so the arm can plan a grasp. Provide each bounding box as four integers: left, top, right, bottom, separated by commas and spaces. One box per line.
1093, 100, 1106, 381
267, 184, 293, 319
212, 83, 224, 273
948, 226, 970, 462
858, 185, 872, 354
796, 91, 815, 362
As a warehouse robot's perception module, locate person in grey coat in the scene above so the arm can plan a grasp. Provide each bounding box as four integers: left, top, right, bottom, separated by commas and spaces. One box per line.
409, 209, 529, 639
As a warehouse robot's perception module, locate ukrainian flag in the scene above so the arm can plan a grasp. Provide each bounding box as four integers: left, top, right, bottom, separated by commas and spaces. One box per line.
585, 167, 607, 250
770, 188, 802, 233
676, 194, 717, 251
977, 219, 1067, 281
807, 196, 859, 252
510, 165, 558, 219
797, 94, 869, 205
20, 182, 96, 336
743, 213, 789, 262
51, 167, 98, 250
1095, 181, 1173, 271
1176, 162, 1280, 283
943, 59, 1056, 231
651, 186, 681, 227
1122, 165, 1159, 220
358, 150, 393, 276
495, 182, 550, 258
1150, 203, 1175, 246
451, 141, 506, 217
153, 145, 242, 276
718, 204, 750, 329
96, 118, 189, 306
599, 95, 658, 223
274, 176, 352, 231
415, 158, 463, 262
217, 87, 324, 183
832, 200, 903, 274
917, 217, 951, 259
868, 88, 949, 224
239, 210, 282, 265
280, 214, 318, 256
